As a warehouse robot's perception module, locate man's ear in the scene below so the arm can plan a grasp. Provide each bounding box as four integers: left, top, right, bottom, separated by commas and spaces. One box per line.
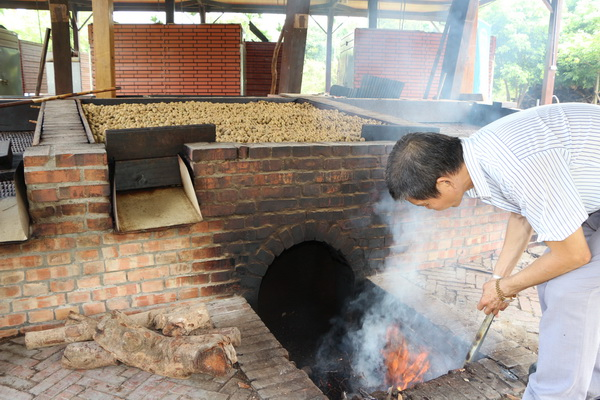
436, 176, 455, 189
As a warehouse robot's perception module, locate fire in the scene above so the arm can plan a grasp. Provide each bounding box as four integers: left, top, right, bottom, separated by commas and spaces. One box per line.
382, 324, 430, 391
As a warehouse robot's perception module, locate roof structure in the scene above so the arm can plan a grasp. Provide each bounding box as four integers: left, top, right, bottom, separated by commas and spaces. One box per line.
1, 0, 493, 21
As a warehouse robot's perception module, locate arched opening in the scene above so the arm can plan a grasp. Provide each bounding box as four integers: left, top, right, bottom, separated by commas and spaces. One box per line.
256, 240, 355, 369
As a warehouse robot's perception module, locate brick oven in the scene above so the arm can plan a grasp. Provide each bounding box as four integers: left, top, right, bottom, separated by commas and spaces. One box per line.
0, 96, 512, 337
0, 97, 524, 399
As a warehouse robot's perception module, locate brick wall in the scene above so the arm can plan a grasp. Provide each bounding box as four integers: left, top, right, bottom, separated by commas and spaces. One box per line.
353, 29, 444, 99
245, 42, 282, 97
89, 24, 243, 96
0, 140, 510, 338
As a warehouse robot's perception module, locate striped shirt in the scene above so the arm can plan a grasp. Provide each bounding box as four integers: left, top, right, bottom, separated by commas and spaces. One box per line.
462, 103, 600, 242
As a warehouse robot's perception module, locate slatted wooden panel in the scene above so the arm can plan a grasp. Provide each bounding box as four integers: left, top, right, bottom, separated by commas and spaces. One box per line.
19, 40, 47, 95
40, 101, 88, 145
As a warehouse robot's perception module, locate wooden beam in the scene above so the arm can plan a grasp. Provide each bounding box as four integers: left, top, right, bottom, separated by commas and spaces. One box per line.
368, 0, 378, 29
48, 0, 73, 95
459, 3, 478, 94
35, 28, 51, 96
70, 5, 80, 54
539, 0, 553, 12
92, 0, 116, 98
278, 0, 310, 94
166, 0, 175, 24
439, 0, 479, 99
540, 0, 562, 105
325, 7, 334, 92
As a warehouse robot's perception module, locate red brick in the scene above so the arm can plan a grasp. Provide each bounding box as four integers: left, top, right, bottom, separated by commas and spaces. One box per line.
83, 302, 106, 315
23, 283, 49, 296
55, 306, 80, 320
0, 285, 21, 298
47, 252, 72, 266
83, 261, 105, 274
103, 271, 127, 285
26, 169, 80, 184
106, 298, 130, 310
127, 266, 168, 281
142, 238, 191, 253
0, 313, 26, 327
68, 291, 91, 304
132, 292, 177, 307
165, 274, 209, 288
87, 217, 113, 231
141, 280, 164, 293
13, 294, 66, 311
118, 243, 143, 256
92, 283, 138, 301
101, 246, 118, 259
29, 309, 54, 323
0, 271, 24, 285
105, 255, 154, 272
0, 255, 44, 270
50, 279, 75, 292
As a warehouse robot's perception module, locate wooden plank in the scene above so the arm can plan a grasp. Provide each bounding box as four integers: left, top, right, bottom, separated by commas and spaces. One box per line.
439, 0, 478, 99
92, 0, 116, 98
105, 124, 216, 161
114, 156, 181, 191
48, 0, 73, 94
32, 102, 44, 146
279, 0, 310, 94
76, 99, 95, 143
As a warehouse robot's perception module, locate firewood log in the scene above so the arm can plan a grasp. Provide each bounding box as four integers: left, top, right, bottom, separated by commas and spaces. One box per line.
191, 326, 242, 347
60, 327, 241, 371
93, 311, 237, 379
61, 341, 119, 369
25, 313, 98, 349
25, 303, 212, 349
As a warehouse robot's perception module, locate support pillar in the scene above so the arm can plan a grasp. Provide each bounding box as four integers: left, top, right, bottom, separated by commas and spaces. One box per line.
279, 0, 310, 94
325, 8, 334, 92
48, 0, 73, 94
368, 0, 378, 29
166, 0, 175, 24
92, 0, 116, 98
540, 0, 563, 105
439, 0, 478, 100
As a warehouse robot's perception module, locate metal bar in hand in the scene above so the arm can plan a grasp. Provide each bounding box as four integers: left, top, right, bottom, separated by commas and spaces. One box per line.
464, 313, 495, 366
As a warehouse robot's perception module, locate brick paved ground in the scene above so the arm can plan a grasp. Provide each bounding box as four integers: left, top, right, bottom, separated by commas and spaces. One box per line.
0, 297, 325, 400
0, 247, 545, 400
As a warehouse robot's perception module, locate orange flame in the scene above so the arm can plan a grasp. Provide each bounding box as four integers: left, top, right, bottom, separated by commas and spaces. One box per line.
382, 324, 430, 391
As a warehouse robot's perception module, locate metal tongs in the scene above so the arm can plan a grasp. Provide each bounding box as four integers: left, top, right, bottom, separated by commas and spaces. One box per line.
464, 313, 495, 366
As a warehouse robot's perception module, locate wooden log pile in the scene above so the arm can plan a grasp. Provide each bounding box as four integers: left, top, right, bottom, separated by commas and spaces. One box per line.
24, 302, 240, 379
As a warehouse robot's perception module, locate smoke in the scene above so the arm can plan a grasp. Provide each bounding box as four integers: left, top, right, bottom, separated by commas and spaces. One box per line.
313, 193, 471, 395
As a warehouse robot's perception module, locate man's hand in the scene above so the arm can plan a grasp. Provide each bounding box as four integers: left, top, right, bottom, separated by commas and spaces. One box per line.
478, 279, 511, 315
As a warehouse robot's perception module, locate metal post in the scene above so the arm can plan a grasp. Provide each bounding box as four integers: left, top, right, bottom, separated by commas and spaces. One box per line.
540, 0, 563, 105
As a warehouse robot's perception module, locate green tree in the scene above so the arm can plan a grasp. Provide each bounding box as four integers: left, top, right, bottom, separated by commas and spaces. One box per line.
556, 0, 600, 92
480, 0, 548, 103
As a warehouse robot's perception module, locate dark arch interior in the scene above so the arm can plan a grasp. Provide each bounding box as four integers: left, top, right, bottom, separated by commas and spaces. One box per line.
256, 240, 355, 369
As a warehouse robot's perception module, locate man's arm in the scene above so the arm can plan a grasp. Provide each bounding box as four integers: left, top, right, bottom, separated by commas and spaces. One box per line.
493, 213, 534, 278
478, 218, 591, 315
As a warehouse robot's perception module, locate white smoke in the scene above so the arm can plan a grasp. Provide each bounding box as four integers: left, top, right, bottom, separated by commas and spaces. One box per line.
314, 193, 471, 395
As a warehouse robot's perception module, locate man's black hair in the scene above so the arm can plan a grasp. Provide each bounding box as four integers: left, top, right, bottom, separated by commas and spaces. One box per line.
385, 132, 464, 201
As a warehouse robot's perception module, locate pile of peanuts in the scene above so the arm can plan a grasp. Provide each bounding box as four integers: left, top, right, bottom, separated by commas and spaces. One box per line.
82, 100, 383, 143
